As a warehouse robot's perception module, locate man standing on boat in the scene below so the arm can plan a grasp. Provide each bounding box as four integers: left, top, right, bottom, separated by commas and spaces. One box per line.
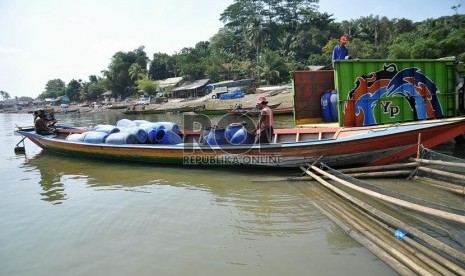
254, 96, 274, 144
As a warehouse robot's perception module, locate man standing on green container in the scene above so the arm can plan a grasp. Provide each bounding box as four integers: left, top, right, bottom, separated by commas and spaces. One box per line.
332, 35, 349, 62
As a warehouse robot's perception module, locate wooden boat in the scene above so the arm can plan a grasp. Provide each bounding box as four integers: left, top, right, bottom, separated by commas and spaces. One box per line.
14, 117, 465, 168
194, 108, 231, 115
63, 108, 80, 114
123, 106, 200, 115
15, 59, 465, 168
273, 106, 293, 116
123, 108, 165, 115
229, 106, 293, 117
107, 104, 129, 110
196, 103, 282, 116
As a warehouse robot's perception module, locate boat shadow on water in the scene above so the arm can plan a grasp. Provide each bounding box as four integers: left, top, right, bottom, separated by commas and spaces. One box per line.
20, 151, 298, 205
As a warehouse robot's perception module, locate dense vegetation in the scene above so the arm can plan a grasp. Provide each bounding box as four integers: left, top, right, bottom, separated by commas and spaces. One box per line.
12, 0, 465, 102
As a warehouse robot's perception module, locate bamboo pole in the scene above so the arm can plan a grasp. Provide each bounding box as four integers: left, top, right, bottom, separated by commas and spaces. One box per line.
347, 170, 412, 179
338, 162, 418, 174
323, 199, 442, 276
416, 166, 465, 182
410, 157, 465, 169
414, 176, 465, 196
312, 200, 416, 276
299, 166, 465, 264
358, 203, 465, 276
310, 165, 465, 224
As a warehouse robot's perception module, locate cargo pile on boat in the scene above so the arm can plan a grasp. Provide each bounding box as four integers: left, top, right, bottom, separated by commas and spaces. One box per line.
64, 119, 254, 146
66, 119, 182, 145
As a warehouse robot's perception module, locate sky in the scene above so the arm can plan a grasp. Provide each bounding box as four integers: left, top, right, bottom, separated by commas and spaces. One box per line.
0, 0, 463, 99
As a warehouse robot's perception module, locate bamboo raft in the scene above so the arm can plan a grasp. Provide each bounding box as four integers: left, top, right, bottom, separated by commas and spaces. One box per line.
277, 137, 465, 274
299, 162, 465, 275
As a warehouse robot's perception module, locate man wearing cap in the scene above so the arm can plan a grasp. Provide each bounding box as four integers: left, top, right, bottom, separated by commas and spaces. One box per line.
332, 35, 349, 62
254, 96, 274, 144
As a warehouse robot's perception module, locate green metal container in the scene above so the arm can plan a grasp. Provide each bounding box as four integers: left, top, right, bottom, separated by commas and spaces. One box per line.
333, 59, 457, 127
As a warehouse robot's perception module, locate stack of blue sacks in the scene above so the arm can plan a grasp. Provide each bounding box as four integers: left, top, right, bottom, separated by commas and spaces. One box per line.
219, 89, 245, 100
65, 119, 183, 145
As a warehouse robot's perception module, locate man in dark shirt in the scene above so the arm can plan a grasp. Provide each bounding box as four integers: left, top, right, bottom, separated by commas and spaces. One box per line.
34, 111, 55, 135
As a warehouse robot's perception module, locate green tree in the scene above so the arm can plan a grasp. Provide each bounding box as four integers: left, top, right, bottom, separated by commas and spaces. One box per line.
129, 63, 147, 81
39, 79, 66, 100
104, 46, 149, 99
149, 52, 177, 80
0, 90, 11, 100
174, 47, 207, 80
245, 15, 267, 63
136, 77, 158, 95
257, 49, 284, 85
66, 79, 82, 102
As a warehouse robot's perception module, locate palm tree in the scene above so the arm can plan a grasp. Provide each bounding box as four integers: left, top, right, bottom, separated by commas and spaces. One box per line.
257, 50, 282, 85
245, 15, 267, 63
128, 63, 147, 81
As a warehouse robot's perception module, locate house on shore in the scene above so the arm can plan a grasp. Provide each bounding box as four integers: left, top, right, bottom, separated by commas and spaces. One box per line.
170, 79, 211, 98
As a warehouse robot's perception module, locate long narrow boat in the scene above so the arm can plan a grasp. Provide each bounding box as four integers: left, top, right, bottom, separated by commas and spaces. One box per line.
195, 103, 282, 116
14, 117, 465, 168
123, 105, 201, 115
193, 108, 231, 115
228, 106, 293, 117
15, 59, 465, 168
122, 108, 166, 115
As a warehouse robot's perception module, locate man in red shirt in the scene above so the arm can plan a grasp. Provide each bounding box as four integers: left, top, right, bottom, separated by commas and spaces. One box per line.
254, 96, 274, 143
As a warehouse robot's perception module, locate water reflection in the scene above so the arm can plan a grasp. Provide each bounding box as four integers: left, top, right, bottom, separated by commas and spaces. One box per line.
20, 151, 331, 238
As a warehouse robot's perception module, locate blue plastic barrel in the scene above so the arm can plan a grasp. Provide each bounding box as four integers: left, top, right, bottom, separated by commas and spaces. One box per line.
321, 91, 332, 122
119, 127, 148, 144
155, 129, 183, 144
66, 133, 86, 142
225, 123, 244, 141
206, 128, 227, 145
230, 128, 252, 145
329, 91, 338, 122
143, 127, 158, 144
202, 128, 211, 145
139, 122, 179, 134
105, 132, 139, 144
93, 124, 120, 134
116, 118, 137, 128
83, 131, 109, 144
133, 120, 151, 126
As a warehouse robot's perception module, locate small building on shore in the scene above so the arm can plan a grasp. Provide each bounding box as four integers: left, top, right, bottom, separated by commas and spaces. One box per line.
171, 79, 211, 98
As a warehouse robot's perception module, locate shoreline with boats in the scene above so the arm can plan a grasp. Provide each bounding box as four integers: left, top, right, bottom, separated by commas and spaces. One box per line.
6, 86, 294, 116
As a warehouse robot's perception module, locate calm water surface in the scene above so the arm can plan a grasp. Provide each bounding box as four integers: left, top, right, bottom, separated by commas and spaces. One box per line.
0, 111, 408, 276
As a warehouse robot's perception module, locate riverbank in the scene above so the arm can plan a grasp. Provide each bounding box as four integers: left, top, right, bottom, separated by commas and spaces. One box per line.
128, 86, 293, 112
11, 85, 293, 115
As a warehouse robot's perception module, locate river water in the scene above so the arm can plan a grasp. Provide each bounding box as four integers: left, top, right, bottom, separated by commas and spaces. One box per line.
4, 109, 459, 276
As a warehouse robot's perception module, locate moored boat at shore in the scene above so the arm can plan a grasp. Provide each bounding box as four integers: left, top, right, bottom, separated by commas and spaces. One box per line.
15, 58, 465, 168
14, 117, 465, 168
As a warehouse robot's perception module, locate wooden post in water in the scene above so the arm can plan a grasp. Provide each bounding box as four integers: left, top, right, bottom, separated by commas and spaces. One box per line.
416, 133, 422, 160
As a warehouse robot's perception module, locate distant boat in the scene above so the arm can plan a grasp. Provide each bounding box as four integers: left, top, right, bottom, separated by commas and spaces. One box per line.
228, 105, 291, 117
107, 104, 129, 110
195, 103, 282, 116
122, 105, 202, 115
64, 108, 80, 114
193, 107, 231, 115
